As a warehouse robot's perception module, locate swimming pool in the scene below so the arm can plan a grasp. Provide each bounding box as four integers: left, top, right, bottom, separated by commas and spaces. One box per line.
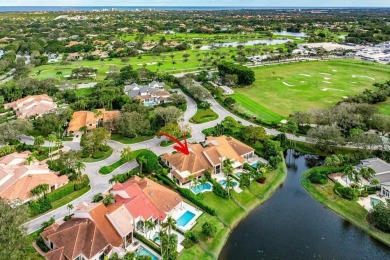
219, 179, 238, 188
190, 182, 212, 194
176, 210, 196, 227
144, 101, 156, 107
236, 172, 244, 178
251, 162, 258, 168
136, 246, 159, 260
370, 197, 382, 207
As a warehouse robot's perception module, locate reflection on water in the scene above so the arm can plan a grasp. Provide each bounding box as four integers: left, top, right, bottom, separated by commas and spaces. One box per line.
219, 149, 390, 259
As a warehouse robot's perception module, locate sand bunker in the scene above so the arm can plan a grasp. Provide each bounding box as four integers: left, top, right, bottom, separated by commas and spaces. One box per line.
282, 82, 294, 87
342, 96, 348, 99
332, 69, 337, 72
323, 81, 332, 84
323, 77, 331, 80
321, 88, 344, 92
352, 75, 375, 80
349, 81, 358, 84
299, 74, 311, 77
137, 62, 157, 66
320, 73, 332, 76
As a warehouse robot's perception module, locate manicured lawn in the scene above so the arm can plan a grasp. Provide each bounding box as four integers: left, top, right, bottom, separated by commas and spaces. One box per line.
81, 147, 113, 163
376, 100, 390, 116
75, 88, 93, 97
50, 186, 90, 210
111, 134, 154, 144
186, 214, 230, 259
301, 168, 390, 247
234, 60, 390, 123
98, 149, 147, 174
202, 192, 246, 227
189, 108, 219, 124
179, 244, 213, 260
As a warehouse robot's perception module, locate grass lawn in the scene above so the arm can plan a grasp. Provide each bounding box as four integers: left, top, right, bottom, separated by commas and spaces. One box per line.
99, 149, 147, 174
301, 167, 390, 247
234, 60, 390, 123
75, 88, 93, 97
189, 108, 219, 124
376, 100, 390, 116
111, 134, 154, 144
81, 147, 113, 163
50, 186, 90, 210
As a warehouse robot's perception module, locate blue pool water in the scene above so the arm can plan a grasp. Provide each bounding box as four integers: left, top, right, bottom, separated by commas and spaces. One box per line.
219, 179, 238, 188
176, 210, 196, 227
251, 163, 258, 168
137, 246, 159, 260
144, 101, 156, 107
370, 197, 382, 207
236, 172, 244, 178
190, 182, 212, 194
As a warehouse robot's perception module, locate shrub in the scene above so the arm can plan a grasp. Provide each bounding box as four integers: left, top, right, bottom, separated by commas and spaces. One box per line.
308, 169, 328, 184
0, 145, 16, 157
74, 175, 90, 190
367, 203, 390, 232
80, 149, 89, 158
155, 173, 177, 189
334, 182, 359, 201
178, 188, 215, 215
35, 236, 50, 253
204, 172, 228, 198
136, 150, 159, 173
28, 198, 52, 217
184, 231, 199, 244
202, 221, 217, 238
99, 145, 110, 152
134, 232, 160, 254
46, 183, 75, 202
92, 151, 104, 159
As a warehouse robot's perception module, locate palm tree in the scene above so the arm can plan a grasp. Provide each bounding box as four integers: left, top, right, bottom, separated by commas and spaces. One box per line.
120, 147, 133, 162
34, 136, 45, 151
67, 203, 74, 216
47, 133, 57, 164
360, 167, 376, 191
172, 60, 176, 70
30, 183, 50, 199
342, 165, 355, 186
162, 216, 176, 238
25, 151, 38, 165
193, 177, 200, 189
324, 155, 341, 166
223, 159, 234, 197
138, 156, 147, 174
109, 174, 121, 184
76, 161, 86, 179
145, 220, 156, 239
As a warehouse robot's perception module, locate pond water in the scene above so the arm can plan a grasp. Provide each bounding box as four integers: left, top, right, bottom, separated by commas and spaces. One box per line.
274, 31, 307, 37
200, 39, 290, 50
219, 149, 390, 259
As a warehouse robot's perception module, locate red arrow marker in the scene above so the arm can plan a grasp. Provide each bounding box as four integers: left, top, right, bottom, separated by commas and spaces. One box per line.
157, 132, 190, 155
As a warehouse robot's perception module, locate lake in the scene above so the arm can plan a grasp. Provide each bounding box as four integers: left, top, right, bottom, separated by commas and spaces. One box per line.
219, 149, 390, 259
200, 39, 290, 50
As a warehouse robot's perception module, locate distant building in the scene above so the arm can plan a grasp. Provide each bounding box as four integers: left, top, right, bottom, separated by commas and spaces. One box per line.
67, 109, 120, 135
0, 151, 68, 204
4, 94, 57, 118
124, 81, 171, 107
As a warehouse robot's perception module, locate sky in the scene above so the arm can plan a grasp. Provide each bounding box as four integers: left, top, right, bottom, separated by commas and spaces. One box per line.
0, 0, 389, 7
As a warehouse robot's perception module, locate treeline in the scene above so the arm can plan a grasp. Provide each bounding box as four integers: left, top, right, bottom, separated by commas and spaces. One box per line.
217, 62, 255, 86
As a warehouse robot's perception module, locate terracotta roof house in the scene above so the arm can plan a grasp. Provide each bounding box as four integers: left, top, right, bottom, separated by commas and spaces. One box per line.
91, 49, 109, 58
4, 94, 57, 119
66, 52, 82, 61
111, 176, 182, 233
41, 218, 112, 260
124, 81, 171, 107
0, 152, 68, 203
161, 136, 255, 186
67, 109, 120, 134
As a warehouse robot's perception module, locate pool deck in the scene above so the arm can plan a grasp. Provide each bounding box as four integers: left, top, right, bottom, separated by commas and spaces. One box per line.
171, 201, 203, 232
357, 194, 387, 211
126, 240, 162, 259
213, 173, 243, 193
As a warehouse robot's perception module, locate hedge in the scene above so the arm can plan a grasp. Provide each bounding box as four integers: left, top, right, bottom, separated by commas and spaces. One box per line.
178, 188, 215, 216
28, 198, 52, 216
134, 232, 161, 255
0, 145, 16, 157
155, 173, 178, 189
46, 183, 75, 203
